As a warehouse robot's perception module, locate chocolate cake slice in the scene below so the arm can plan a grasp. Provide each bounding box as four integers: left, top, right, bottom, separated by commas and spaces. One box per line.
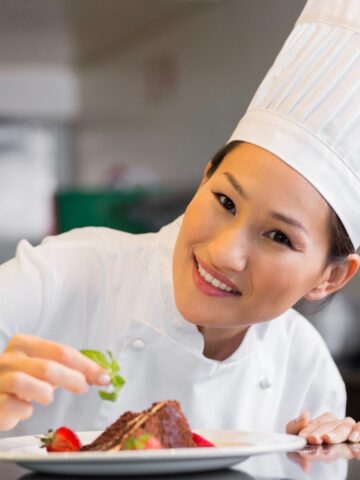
81, 400, 196, 451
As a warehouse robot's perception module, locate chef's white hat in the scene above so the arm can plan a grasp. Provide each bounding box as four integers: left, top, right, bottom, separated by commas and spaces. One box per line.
229, 0, 360, 249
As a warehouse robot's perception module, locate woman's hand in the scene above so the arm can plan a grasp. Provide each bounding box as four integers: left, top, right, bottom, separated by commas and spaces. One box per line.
286, 411, 360, 444
0, 334, 110, 431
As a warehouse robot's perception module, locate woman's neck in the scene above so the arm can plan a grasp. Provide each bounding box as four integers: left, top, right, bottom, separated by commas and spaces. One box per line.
198, 325, 249, 361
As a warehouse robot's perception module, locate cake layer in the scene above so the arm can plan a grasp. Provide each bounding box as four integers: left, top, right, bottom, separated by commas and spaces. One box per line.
81, 400, 196, 451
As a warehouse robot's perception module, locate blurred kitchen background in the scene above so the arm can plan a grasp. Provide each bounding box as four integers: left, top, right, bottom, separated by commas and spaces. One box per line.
0, 0, 359, 417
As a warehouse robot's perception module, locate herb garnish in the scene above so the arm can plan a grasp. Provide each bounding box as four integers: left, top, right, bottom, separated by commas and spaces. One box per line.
80, 349, 125, 401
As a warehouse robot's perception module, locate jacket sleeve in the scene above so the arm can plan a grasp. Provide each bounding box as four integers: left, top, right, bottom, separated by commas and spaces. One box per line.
0, 239, 52, 349
300, 347, 346, 419
274, 312, 347, 432
0, 227, 119, 353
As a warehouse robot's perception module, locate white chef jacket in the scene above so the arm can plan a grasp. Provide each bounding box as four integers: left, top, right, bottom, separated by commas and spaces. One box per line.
0, 216, 346, 438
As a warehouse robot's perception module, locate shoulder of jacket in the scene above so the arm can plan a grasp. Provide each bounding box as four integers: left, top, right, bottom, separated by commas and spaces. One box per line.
270, 307, 332, 356
41, 226, 159, 253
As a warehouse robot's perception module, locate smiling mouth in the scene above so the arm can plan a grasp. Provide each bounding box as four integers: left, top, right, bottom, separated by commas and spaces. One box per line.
194, 255, 241, 295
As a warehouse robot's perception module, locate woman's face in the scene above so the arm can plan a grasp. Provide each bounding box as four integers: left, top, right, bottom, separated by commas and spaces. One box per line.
173, 143, 333, 328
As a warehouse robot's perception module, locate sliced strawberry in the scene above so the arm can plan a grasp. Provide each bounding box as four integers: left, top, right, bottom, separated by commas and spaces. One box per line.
143, 436, 163, 450
192, 432, 215, 447
39, 427, 82, 452
123, 433, 163, 450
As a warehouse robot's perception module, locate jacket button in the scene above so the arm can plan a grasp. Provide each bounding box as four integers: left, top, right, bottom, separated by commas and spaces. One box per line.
259, 378, 272, 389
132, 339, 145, 351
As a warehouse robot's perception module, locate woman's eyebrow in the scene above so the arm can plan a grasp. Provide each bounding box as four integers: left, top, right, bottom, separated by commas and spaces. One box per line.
222, 172, 308, 236
223, 172, 249, 200
269, 212, 309, 236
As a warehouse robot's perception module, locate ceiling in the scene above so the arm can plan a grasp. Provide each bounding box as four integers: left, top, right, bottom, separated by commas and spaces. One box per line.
0, 0, 219, 67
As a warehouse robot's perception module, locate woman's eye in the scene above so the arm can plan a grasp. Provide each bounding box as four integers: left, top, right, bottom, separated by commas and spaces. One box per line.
267, 230, 293, 248
214, 193, 236, 214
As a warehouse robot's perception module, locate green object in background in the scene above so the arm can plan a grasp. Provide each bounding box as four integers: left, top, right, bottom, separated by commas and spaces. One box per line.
56, 188, 158, 234
55, 187, 193, 234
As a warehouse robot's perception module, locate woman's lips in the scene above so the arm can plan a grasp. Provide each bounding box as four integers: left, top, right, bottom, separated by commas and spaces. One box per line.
192, 255, 241, 297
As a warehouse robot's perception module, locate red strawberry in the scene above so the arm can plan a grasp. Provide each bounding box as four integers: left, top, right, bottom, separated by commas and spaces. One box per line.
192, 432, 215, 447
39, 427, 82, 452
142, 435, 163, 450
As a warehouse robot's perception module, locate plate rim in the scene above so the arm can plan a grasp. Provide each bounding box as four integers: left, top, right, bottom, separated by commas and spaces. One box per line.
0, 429, 306, 464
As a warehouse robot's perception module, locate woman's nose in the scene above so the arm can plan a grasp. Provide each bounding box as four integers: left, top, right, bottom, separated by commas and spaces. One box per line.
207, 226, 248, 272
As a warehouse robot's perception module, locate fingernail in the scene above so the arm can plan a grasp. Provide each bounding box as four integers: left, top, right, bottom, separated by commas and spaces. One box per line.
323, 433, 333, 442
349, 431, 360, 443
97, 373, 111, 385
308, 434, 322, 445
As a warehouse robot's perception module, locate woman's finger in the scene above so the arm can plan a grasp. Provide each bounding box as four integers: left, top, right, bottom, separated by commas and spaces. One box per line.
348, 422, 360, 443
321, 418, 356, 444
5, 334, 109, 386
0, 393, 33, 431
0, 371, 55, 405
301, 420, 340, 444
286, 411, 310, 435
298, 412, 337, 436
0, 355, 89, 394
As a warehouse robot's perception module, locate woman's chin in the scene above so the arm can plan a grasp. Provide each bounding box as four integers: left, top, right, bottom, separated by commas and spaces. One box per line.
176, 304, 229, 328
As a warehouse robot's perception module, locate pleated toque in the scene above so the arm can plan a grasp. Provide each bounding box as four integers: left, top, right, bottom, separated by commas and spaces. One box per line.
229, 0, 360, 249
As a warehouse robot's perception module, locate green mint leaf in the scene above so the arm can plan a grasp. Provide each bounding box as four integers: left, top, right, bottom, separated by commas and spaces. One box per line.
99, 390, 119, 401
123, 436, 136, 450
110, 361, 120, 375
123, 434, 150, 450
107, 350, 120, 374
80, 350, 110, 369
80, 349, 125, 402
112, 375, 125, 389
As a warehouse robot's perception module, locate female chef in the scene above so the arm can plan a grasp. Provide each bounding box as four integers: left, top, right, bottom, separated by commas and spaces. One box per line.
0, 0, 360, 445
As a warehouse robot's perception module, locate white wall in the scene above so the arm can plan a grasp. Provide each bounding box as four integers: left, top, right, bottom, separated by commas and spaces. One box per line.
0, 0, 78, 119
76, 0, 305, 187
0, 67, 78, 119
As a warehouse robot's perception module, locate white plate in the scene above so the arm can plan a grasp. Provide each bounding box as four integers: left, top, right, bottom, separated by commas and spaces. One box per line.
0, 430, 305, 476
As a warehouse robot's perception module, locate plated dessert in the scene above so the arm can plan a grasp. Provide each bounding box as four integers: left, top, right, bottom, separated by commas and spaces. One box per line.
40, 400, 214, 452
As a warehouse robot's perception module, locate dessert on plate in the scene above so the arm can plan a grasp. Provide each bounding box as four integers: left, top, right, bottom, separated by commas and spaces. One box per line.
40, 400, 214, 452
81, 400, 197, 451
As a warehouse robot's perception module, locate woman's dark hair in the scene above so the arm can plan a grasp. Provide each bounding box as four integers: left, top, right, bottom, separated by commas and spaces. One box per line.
206, 140, 355, 305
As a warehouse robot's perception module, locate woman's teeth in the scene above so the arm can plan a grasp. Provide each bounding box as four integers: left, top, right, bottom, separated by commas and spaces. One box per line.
197, 263, 235, 292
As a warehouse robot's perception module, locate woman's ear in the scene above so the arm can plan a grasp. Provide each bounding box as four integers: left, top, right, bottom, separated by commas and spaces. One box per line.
304, 253, 360, 301
200, 162, 212, 185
